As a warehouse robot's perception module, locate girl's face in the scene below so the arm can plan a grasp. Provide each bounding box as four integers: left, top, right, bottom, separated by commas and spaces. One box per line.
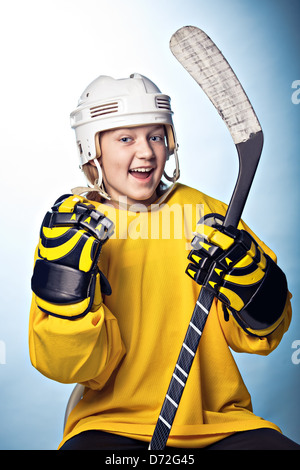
98, 125, 167, 207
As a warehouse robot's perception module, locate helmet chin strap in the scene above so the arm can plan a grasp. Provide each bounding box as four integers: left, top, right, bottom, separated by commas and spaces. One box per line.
71, 158, 111, 201
92, 158, 112, 200
71, 151, 180, 211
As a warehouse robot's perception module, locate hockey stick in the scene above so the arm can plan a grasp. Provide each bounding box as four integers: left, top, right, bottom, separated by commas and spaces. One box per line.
149, 26, 264, 450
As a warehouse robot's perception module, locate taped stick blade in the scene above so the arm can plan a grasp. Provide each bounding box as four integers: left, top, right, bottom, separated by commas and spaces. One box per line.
170, 26, 262, 145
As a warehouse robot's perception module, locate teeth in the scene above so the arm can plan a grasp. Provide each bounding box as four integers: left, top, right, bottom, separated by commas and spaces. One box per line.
130, 168, 152, 172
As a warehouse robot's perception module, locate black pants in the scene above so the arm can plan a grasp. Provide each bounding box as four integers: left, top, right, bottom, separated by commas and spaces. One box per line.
60, 428, 300, 450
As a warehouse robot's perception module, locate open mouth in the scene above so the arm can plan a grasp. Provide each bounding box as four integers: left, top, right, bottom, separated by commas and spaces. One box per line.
129, 167, 154, 180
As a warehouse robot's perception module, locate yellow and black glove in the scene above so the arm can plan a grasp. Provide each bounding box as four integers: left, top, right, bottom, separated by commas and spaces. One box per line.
31, 194, 114, 320
186, 214, 288, 336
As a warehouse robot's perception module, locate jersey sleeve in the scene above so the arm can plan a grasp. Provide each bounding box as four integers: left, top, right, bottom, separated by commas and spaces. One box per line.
29, 295, 125, 389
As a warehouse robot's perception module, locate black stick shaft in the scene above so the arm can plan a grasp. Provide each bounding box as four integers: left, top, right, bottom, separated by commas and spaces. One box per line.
149, 288, 214, 449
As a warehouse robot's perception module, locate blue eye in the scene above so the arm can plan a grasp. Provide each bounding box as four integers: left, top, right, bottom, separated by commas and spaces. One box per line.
120, 137, 132, 143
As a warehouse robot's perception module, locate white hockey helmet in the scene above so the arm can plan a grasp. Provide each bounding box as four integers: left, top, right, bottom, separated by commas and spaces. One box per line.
70, 73, 179, 181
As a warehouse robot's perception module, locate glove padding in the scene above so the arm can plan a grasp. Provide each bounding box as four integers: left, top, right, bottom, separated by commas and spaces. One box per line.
31, 194, 114, 319
186, 214, 288, 336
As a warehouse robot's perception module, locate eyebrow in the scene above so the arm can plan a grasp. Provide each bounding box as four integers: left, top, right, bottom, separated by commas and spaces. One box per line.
112, 125, 165, 134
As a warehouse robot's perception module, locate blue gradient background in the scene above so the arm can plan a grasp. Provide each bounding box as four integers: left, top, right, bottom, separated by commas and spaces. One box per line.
0, 0, 299, 449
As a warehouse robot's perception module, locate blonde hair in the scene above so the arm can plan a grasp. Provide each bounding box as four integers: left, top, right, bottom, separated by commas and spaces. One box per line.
82, 162, 102, 202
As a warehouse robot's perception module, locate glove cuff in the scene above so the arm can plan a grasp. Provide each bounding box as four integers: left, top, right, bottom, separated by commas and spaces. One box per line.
231, 256, 288, 336
31, 259, 111, 319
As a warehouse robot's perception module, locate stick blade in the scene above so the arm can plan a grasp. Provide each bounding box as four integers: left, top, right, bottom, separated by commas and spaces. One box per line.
170, 26, 262, 145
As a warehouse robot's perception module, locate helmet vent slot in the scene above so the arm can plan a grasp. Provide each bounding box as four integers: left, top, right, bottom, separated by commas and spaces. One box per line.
155, 97, 171, 110
90, 102, 119, 118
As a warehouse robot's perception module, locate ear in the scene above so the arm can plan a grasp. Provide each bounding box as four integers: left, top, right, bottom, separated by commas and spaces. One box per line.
94, 132, 102, 159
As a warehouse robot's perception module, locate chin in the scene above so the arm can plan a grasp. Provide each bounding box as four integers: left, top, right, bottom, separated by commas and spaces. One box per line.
128, 190, 157, 206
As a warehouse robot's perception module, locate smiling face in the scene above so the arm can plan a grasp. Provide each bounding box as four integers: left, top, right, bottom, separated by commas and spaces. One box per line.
98, 125, 167, 206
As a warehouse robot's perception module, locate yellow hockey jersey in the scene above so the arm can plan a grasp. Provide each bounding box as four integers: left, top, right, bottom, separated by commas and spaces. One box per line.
28, 183, 292, 448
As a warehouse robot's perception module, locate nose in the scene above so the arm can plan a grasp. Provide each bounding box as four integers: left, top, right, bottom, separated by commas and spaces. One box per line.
135, 137, 154, 159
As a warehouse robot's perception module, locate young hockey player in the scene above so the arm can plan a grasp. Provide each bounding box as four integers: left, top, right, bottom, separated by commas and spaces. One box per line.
29, 73, 299, 450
